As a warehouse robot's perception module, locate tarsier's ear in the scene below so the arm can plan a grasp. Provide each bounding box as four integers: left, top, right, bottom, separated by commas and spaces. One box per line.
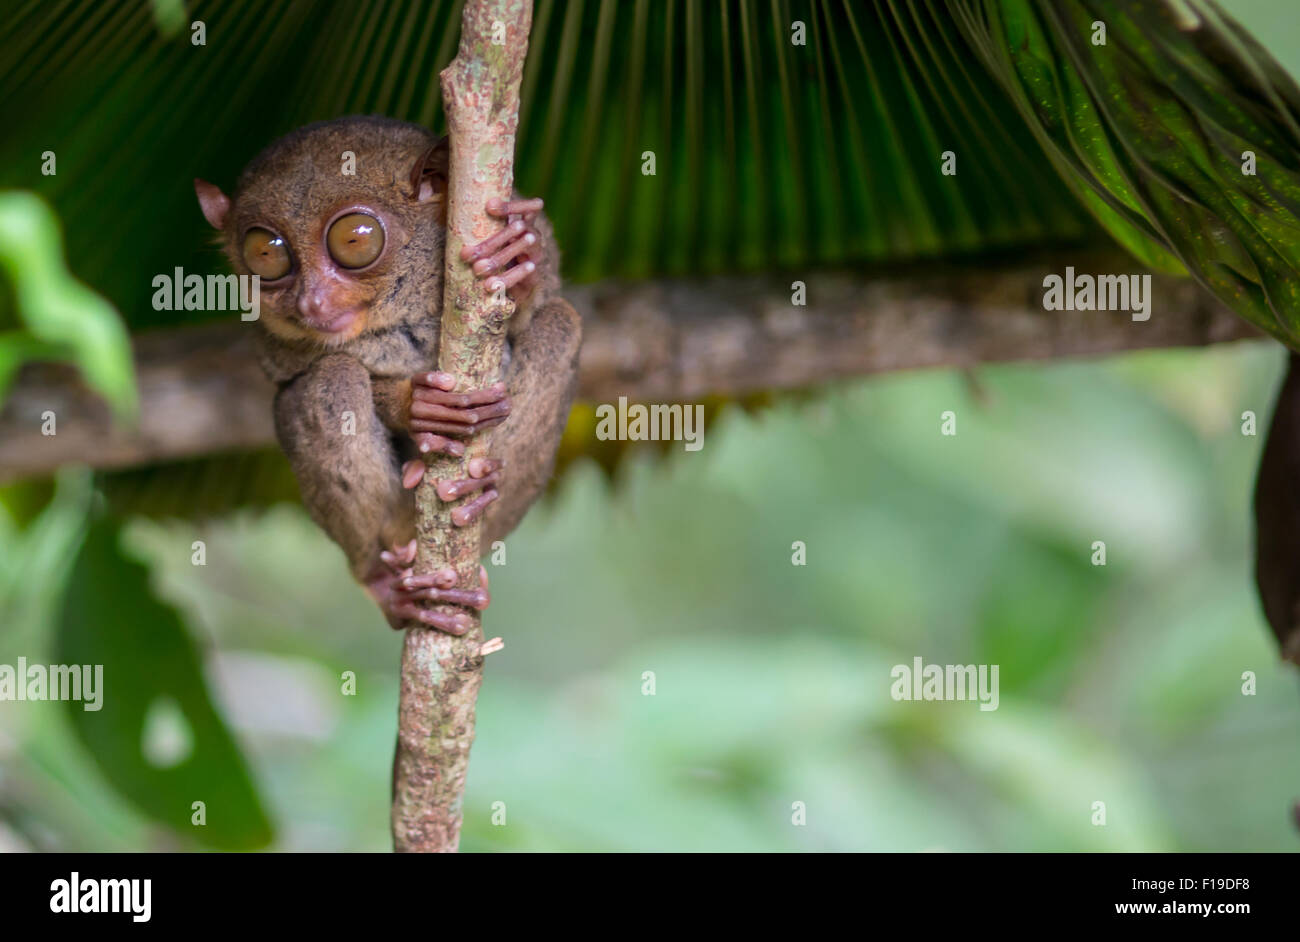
194, 179, 231, 229
409, 136, 449, 203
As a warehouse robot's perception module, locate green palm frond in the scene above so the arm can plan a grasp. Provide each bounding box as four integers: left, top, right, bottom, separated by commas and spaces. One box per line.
0, 0, 1093, 335
5, 0, 1300, 518
954, 0, 1300, 344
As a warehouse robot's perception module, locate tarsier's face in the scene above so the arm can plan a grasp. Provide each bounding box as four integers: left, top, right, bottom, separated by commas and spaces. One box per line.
232, 200, 403, 346
195, 117, 446, 347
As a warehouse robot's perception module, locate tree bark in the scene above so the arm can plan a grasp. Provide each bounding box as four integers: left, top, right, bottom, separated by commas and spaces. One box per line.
390, 0, 532, 854
0, 256, 1264, 483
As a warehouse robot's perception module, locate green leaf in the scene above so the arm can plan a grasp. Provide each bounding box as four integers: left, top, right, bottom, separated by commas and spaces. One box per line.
54, 514, 273, 850
0, 191, 136, 417
954, 0, 1300, 344
0, 0, 1090, 329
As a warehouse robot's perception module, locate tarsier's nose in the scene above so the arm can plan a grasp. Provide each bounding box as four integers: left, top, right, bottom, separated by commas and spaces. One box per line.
297, 288, 327, 320
295, 282, 359, 334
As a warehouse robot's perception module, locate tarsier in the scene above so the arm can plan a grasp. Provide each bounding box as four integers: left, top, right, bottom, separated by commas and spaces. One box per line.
194, 115, 581, 634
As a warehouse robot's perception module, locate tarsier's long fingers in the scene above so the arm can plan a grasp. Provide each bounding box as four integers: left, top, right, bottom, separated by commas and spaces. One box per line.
411, 419, 506, 438
409, 373, 511, 438
462, 197, 545, 298
486, 197, 544, 220
401, 459, 426, 490
471, 232, 537, 277
411, 396, 511, 427
411, 372, 506, 404
412, 433, 464, 456
484, 262, 537, 294
461, 219, 526, 264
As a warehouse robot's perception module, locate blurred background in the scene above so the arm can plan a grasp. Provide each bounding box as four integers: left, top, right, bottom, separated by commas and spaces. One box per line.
2, 0, 1300, 852
3, 338, 1298, 851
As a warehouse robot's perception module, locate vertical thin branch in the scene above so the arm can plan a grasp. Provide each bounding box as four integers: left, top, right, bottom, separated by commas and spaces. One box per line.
391, 0, 533, 854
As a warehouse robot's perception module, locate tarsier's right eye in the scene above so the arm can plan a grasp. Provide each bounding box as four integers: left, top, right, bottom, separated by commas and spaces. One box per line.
242, 227, 291, 280
327, 213, 384, 269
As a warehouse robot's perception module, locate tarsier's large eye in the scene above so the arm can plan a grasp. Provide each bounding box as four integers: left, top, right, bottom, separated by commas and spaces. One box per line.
327, 213, 384, 269
242, 227, 291, 280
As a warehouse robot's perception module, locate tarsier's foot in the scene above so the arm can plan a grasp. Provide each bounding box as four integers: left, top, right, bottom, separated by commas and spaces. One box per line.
387, 565, 491, 635
365, 539, 423, 630
367, 537, 492, 634
461, 197, 545, 296
400, 455, 503, 526
380, 537, 417, 574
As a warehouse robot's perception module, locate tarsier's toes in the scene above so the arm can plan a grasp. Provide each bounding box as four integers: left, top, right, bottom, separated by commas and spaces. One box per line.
401, 459, 426, 490
376, 563, 492, 634
436, 457, 504, 501
461, 197, 545, 296
398, 565, 491, 612
410, 434, 464, 462
393, 604, 474, 635
366, 560, 453, 631
380, 538, 417, 575
376, 565, 472, 634
451, 489, 499, 526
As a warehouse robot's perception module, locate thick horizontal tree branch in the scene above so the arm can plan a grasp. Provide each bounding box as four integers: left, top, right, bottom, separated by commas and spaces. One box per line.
0, 253, 1264, 482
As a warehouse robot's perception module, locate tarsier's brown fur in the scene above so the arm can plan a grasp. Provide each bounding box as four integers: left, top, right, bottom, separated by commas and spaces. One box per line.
197, 115, 580, 603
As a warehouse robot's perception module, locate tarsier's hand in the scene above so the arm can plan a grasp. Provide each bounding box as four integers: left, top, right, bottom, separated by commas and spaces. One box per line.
400, 370, 507, 527
461, 197, 545, 298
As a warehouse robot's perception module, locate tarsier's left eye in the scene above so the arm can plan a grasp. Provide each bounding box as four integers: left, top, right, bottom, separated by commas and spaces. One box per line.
327, 212, 384, 269
242, 227, 291, 280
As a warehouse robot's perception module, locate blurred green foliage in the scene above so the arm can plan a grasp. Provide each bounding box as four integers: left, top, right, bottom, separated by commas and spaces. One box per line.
2, 0, 1299, 853
0, 191, 135, 415
55, 516, 272, 849
4, 342, 1296, 851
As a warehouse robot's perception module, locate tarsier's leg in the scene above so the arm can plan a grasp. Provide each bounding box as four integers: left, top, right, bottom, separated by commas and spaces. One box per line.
273, 355, 416, 623
273, 358, 471, 634
478, 296, 582, 546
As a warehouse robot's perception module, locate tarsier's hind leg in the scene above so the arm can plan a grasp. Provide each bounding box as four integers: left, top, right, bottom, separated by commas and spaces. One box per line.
480, 296, 583, 548
274, 353, 412, 585
1254, 351, 1300, 665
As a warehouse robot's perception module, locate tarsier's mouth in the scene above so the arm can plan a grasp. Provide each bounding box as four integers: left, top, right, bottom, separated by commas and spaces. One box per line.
299, 308, 360, 334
